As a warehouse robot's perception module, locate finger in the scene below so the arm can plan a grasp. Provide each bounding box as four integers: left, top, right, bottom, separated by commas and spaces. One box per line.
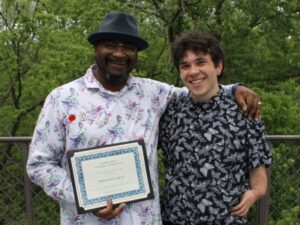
255, 100, 262, 120
236, 93, 248, 114
231, 205, 249, 217
247, 96, 259, 120
230, 203, 247, 216
94, 200, 114, 217
244, 94, 256, 119
230, 201, 245, 213
111, 203, 126, 217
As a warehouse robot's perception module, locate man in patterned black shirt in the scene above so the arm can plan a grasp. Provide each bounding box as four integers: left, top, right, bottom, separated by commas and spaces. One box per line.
159, 32, 272, 225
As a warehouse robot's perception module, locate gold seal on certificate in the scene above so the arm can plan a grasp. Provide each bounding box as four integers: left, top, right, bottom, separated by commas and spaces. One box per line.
67, 140, 154, 214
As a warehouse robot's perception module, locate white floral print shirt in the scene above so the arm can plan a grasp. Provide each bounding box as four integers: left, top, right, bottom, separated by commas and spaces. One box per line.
27, 65, 182, 225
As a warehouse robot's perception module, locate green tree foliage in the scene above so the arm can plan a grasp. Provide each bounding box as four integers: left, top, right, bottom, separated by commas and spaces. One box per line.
0, 0, 299, 224
257, 81, 300, 134
2, 0, 298, 136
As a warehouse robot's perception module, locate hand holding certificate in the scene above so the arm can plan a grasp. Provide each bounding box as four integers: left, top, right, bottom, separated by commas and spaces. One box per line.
67, 140, 154, 214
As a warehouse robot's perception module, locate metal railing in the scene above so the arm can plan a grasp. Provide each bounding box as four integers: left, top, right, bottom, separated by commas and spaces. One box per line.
1, 135, 300, 225
0, 137, 33, 225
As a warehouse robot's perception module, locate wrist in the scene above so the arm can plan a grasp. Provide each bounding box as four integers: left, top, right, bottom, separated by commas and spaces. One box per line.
251, 188, 265, 201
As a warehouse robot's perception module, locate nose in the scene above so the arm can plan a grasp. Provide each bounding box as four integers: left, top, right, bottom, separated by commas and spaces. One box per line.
112, 46, 127, 57
115, 44, 125, 52
189, 63, 199, 76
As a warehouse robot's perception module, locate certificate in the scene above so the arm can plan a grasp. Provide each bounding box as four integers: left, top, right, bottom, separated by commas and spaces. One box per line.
67, 140, 154, 214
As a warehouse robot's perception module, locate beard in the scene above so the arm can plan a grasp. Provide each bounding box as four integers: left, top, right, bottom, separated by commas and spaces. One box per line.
95, 57, 131, 86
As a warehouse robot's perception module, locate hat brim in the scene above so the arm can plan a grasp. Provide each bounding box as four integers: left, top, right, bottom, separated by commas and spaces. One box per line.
87, 32, 149, 51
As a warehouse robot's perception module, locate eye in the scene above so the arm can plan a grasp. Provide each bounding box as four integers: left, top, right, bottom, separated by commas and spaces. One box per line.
123, 44, 137, 52
103, 42, 117, 49
179, 64, 190, 70
195, 59, 206, 65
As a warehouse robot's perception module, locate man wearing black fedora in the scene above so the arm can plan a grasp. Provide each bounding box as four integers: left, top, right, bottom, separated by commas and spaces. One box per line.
27, 11, 261, 225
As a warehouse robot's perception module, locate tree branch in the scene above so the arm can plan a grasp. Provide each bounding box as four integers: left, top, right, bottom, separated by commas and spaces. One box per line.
19, 100, 45, 117
250, 7, 300, 28
214, 0, 225, 41
0, 10, 12, 32
215, 0, 224, 26
166, 8, 181, 43
149, 37, 168, 79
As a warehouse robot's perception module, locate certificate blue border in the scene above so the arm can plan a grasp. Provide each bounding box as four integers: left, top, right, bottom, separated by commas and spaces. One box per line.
75, 146, 145, 207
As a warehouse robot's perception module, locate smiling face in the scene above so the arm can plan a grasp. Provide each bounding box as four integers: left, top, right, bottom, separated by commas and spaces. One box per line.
94, 40, 138, 91
179, 50, 223, 102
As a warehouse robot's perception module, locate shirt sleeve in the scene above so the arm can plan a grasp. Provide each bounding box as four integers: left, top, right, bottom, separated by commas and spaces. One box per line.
220, 84, 235, 98
26, 89, 75, 203
144, 78, 187, 116
246, 120, 272, 171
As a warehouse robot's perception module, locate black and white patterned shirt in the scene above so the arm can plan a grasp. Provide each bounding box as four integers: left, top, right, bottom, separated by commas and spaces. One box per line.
159, 87, 272, 225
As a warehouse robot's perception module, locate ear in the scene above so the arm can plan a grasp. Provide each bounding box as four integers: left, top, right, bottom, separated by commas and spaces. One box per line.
216, 61, 223, 76
93, 42, 101, 51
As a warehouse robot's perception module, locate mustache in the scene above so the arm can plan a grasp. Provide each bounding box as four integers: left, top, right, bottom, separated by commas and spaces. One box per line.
94, 59, 130, 86
107, 56, 129, 65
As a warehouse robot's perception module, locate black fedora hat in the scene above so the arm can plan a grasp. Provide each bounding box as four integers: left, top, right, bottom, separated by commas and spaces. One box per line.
87, 12, 149, 51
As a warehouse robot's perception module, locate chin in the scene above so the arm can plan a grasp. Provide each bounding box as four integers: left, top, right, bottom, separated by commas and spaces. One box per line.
106, 72, 129, 84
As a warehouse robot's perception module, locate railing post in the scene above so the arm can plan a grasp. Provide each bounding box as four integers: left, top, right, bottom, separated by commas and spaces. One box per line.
19, 142, 33, 225
256, 166, 271, 225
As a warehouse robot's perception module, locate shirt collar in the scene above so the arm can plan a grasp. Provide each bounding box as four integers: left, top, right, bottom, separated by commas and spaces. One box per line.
187, 85, 225, 111
83, 65, 137, 96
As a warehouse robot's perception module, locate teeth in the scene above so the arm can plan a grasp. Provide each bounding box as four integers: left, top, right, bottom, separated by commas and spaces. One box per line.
109, 60, 126, 65
113, 62, 125, 65
190, 78, 204, 84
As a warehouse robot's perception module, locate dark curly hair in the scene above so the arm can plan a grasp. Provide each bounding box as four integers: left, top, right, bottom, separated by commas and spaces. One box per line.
171, 31, 224, 78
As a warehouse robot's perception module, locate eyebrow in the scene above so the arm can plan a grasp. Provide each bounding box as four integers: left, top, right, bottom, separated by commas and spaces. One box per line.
179, 55, 207, 64
179, 61, 189, 66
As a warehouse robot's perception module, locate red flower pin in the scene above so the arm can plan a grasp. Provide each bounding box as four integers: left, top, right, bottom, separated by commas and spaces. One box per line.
68, 114, 76, 122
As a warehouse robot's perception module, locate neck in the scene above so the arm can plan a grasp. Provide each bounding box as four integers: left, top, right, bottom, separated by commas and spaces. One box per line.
191, 84, 220, 103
